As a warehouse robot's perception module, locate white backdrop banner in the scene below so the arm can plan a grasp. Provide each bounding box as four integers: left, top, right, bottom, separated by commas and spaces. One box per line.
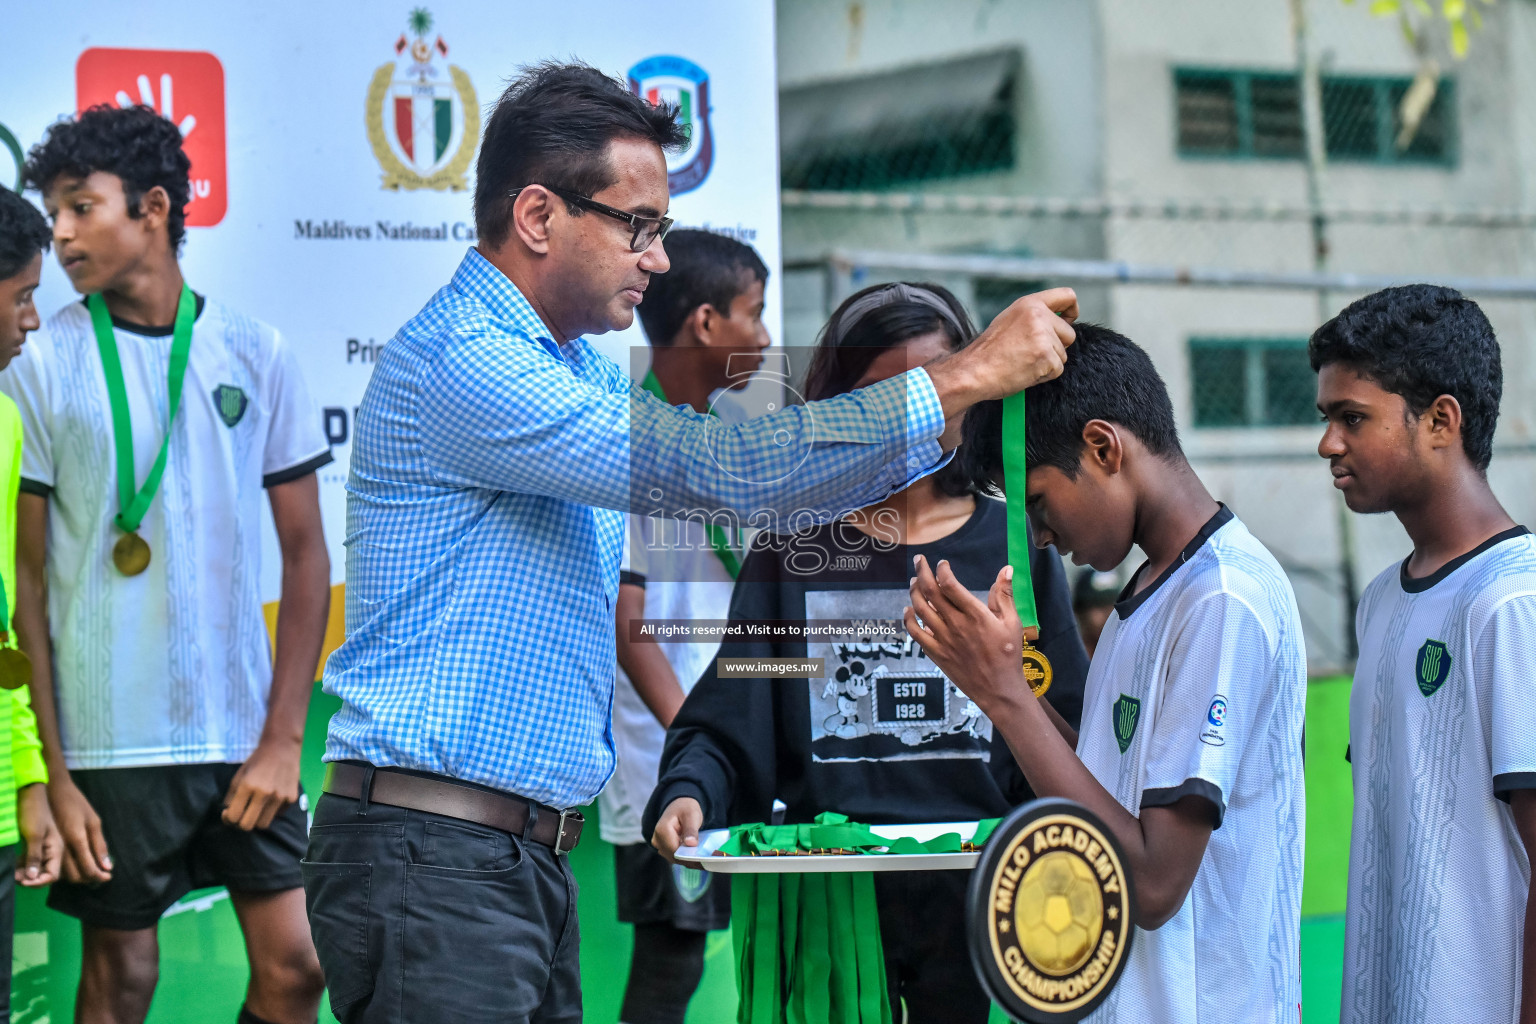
2, 1, 782, 611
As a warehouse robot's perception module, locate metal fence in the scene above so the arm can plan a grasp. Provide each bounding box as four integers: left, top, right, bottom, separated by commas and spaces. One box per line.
778, 193, 1536, 672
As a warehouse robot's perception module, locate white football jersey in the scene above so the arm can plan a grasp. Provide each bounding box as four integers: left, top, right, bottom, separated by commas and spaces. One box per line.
0, 297, 330, 768
1077, 507, 1306, 1024
1342, 528, 1536, 1024
598, 512, 736, 845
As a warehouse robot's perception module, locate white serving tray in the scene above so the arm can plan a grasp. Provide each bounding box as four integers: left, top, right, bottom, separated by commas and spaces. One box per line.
674, 821, 982, 874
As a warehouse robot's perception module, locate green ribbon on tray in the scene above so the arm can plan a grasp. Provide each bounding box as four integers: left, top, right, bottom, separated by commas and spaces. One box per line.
726, 812, 1002, 1023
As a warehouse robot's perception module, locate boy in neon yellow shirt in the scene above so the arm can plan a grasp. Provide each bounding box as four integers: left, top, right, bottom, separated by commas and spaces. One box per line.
0, 186, 63, 1022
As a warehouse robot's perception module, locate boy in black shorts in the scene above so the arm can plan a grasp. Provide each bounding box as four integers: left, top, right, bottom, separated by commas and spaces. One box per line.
5, 106, 331, 1024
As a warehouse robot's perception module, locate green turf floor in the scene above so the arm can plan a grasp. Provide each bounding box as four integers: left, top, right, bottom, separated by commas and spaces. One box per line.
9, 677, 1356, 1022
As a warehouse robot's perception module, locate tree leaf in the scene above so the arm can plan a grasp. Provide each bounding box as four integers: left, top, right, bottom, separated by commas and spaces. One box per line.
1399, 11, 1420, 43
1370, 0, 1401, 13
1442, 0, 1466, 19
1450, 18, 1470, 55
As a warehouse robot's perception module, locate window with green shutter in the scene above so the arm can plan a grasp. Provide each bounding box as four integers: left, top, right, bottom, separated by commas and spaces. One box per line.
1173, 68, 1455, 165
1190, 338, 1316, 428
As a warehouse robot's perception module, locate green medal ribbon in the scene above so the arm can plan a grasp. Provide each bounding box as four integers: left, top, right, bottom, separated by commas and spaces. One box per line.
1004, 390, 1055, 696
1002, 391, 1039, 636
724, 812, 1002, 1023
640, 369, 742, 579
87, 285, 195, 573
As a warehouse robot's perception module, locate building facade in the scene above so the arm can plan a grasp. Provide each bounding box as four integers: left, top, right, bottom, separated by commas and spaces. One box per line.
777, 0, 1536, 670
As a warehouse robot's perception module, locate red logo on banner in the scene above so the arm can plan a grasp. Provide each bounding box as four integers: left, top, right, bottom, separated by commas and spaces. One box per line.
76, 48, 227, 227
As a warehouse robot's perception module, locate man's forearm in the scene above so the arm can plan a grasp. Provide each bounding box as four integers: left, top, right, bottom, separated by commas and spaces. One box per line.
923, 353, 989, 423
629, 370, 948, 524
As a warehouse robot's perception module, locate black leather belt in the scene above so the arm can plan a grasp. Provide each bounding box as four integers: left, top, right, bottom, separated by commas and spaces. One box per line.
322, 762, 584, 855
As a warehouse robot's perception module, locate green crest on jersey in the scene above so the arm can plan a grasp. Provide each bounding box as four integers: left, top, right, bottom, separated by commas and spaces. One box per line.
1415, 639, 1452, 697
1112, 694, 1141, 754
212, 384, 248, 428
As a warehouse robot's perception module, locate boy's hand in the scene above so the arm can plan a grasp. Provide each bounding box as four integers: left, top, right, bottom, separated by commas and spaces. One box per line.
16, 783, 61, 886
650, 797, 703, 864
223, 736, 301, 831
50, 776, 112, 883
904, 555, 1029, 714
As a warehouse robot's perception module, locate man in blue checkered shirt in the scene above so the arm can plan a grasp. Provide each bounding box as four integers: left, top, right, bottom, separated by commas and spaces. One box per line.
302, 62, 1079, 1024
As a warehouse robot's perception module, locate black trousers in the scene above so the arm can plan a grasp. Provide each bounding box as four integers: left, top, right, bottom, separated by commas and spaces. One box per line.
302, 791, 580, 1024
875, 869, 991, 1024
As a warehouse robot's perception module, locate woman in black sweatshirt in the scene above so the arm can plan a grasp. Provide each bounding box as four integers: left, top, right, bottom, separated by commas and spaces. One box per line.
643, 282, 1089, 1024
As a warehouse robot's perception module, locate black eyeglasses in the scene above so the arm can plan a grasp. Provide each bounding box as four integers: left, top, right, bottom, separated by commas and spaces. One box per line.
508, 184, 673, 252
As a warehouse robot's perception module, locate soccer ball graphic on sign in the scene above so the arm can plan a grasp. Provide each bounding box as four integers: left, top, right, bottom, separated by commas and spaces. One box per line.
1015, 850, 1104, 975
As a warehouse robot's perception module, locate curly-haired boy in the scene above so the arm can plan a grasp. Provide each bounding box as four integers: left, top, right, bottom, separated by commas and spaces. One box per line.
2, 105, 332, 1024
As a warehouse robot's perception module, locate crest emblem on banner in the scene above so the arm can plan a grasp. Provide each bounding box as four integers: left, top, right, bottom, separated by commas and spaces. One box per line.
628, 56, 714, 195
365, 8, 479, 192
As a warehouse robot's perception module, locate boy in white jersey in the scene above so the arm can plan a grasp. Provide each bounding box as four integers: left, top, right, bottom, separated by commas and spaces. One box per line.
1314, 285, 1536, 1024
906, 323, 1306, 1024
5, 106, 330, 1024
603, 230, 769, 1024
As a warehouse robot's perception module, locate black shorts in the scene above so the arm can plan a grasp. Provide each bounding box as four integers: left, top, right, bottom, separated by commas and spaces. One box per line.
613, 841, 730, 932
48, 762, 308, 931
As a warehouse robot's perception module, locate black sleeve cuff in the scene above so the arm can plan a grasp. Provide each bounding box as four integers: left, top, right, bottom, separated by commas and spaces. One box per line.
1141, 778, 1226, 829
1493, 771, 1536, 804
1345, 743, 1351, 764
620, 570, 647, 588
263, 450, 334, 488
18, 477, 51, 497
641, 780, 710, 842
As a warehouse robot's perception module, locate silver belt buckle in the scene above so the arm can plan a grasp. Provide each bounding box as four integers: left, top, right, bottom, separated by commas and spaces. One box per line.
553, 809, 574, 855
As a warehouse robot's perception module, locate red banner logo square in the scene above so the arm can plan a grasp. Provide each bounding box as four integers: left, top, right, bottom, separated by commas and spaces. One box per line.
76, 48, 227, 227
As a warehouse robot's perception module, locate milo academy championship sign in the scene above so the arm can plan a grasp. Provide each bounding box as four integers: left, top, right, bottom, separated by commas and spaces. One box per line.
967, 799, 1135, 1022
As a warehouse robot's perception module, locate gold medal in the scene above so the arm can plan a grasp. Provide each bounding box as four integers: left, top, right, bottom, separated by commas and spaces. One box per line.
112, 531, 152, 576
1021, 640, 1053, 699
0, 644, 30, 691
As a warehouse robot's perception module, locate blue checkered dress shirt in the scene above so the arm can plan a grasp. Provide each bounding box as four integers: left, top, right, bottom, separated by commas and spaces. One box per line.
323, 248, 949, 807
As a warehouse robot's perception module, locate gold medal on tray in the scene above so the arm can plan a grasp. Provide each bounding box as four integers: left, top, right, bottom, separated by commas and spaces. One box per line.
0, 642, 31, 691
113, 531, 152, 576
